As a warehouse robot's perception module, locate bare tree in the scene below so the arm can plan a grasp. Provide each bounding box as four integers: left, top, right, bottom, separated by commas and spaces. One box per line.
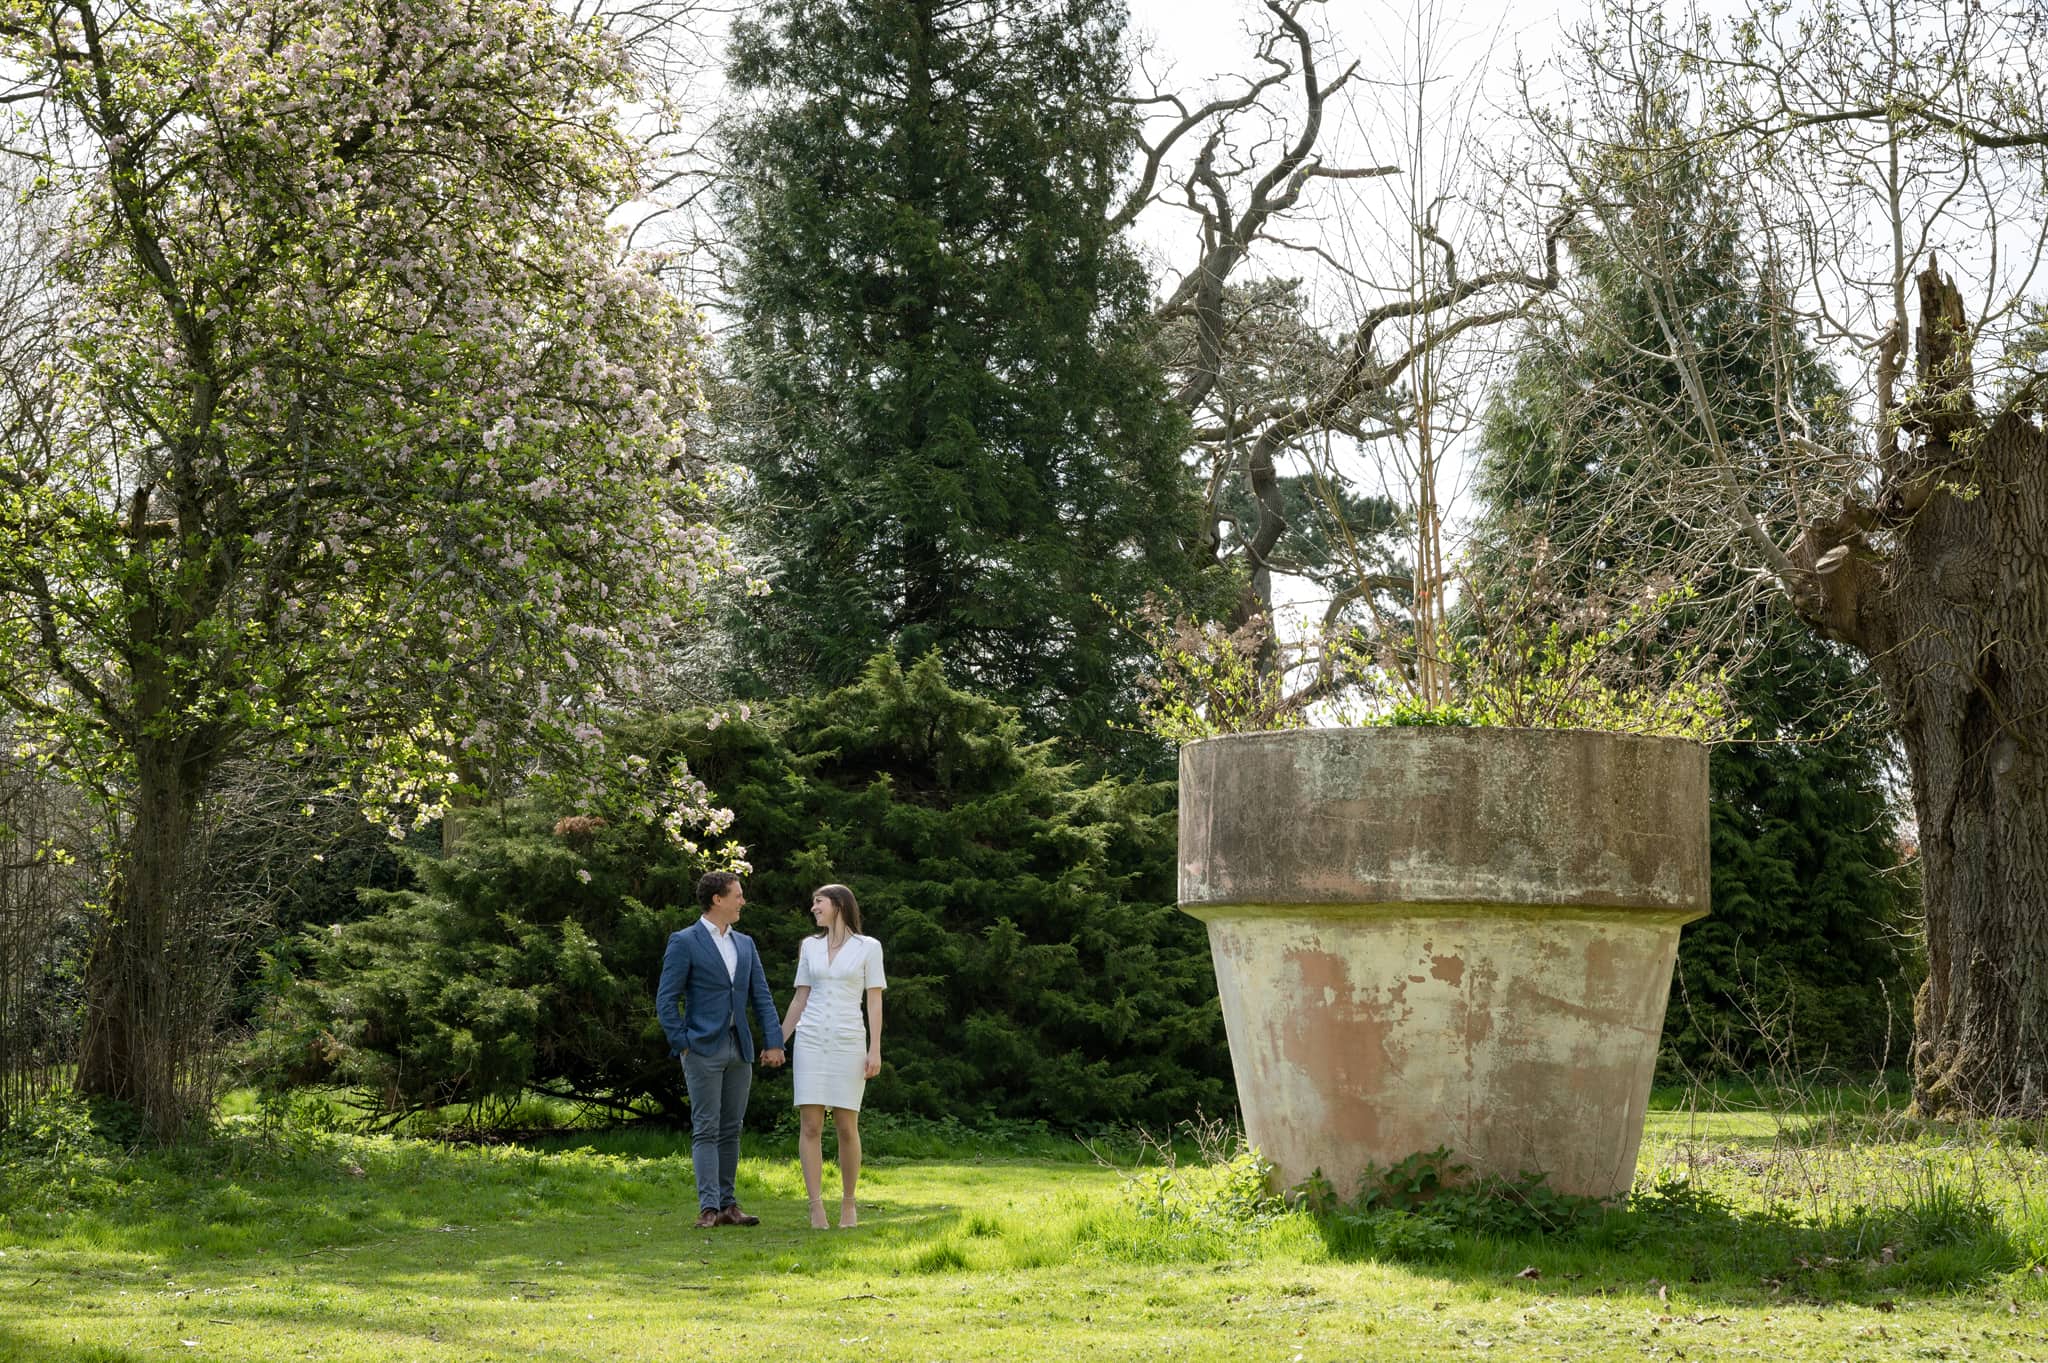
1532, 0, 2048, 1117
564, 0, 740, 296
1124, 0, 1570, 705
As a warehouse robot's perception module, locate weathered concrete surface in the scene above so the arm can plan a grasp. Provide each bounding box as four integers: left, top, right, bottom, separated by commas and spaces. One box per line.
1180, 728, 1709, 1200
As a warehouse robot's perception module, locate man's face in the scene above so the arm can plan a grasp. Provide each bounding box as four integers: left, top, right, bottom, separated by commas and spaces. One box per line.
709, 880, 746, 926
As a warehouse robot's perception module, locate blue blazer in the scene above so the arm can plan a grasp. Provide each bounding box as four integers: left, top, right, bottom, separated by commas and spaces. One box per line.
655, 919, 784, 1062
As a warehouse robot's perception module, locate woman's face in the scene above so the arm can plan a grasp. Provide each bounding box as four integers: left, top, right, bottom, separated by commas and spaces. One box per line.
810, 895, 839, 929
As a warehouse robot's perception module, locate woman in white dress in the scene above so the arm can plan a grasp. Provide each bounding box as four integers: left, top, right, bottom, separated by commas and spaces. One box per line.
778, 883, 885, 1229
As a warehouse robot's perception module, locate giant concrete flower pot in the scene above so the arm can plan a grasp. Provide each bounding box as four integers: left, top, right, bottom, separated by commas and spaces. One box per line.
1180, 727, 1709, 1200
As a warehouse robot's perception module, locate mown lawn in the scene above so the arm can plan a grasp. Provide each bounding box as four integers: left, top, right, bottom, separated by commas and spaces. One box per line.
2, 1097, 2045, 1363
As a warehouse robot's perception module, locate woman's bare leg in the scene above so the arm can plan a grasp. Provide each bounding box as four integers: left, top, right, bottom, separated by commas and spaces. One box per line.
798, 1105, 828, 1228
833, 1107, 862, 1226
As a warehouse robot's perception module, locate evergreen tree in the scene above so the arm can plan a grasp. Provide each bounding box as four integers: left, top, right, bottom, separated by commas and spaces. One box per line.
722, 0, 1215, 762
1472, 136, 1915, 1074
700, 654, 1229, 1124
250, 656, 1231, 1126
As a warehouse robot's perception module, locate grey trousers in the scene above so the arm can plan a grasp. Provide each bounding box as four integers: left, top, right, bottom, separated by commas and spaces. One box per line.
681, 1028, 752, 1212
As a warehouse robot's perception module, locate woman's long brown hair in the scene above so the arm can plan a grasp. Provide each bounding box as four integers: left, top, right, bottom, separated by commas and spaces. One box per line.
811, 883, 862, 936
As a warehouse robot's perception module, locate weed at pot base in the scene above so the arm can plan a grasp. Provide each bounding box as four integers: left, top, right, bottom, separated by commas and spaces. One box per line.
1295, 1147, 1607, 1263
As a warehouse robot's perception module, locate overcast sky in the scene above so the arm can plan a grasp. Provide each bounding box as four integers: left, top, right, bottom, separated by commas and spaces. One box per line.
1127, 0, 1577, 92
1115, 0, 1591, 609
1121, 0, 1579, 271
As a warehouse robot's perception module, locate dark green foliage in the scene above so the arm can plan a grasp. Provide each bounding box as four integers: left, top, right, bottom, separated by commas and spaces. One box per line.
1471, 124, 1914, 1075
722, 0, 1216, 764
1293, 1147, 1607, 1250
247, 825, 688, 1119
1670, 639, 1920, 1073
1295, 1163, 2026, 1294
206, 777, 416, 1026
1211, 459, 1408, 615
257, 813, 414, 944
673, 653, 1232, 1125
249, 655, 1231, 1128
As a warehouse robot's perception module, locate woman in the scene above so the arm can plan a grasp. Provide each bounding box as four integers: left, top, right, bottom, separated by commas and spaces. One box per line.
779, 883, 885, 1229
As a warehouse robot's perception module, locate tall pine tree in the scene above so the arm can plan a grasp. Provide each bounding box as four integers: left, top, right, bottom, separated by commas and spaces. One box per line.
1473, 128, 1915, 1074
722, 0, 1214, 762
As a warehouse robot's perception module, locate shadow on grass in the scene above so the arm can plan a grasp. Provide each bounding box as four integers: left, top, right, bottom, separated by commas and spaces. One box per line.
0, 1321, 148, 1363
8, 1114, 2043, 1331
119, 1202, 973, 1359
1300, 1177, 2044, 1306
0, 1124, 991, 1363
1773, 1111, 2048, 1152
525, 1112, 1119, 1166
0, 1119, 992, 1277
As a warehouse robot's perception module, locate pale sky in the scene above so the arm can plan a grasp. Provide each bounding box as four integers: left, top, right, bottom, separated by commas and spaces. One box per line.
1123, 0, 1580, 274
634, 0, 1600, 630
1118, 0, 1588, 621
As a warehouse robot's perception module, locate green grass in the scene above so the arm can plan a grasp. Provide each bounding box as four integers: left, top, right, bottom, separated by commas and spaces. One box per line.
2, 1100, 2046, 1363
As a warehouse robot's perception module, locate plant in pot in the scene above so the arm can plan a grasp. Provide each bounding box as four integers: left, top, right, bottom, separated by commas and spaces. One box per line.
1126, 582, 1733, 1200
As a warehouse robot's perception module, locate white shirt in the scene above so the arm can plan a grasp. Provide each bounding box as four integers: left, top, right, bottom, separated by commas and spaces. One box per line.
704, 918, 737, 980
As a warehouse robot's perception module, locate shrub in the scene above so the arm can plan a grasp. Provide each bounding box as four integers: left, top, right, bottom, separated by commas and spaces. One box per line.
249, 655, 1232, 1129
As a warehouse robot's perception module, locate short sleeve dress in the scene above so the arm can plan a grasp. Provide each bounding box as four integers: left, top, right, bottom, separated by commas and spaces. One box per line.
791, 934, 886, 1111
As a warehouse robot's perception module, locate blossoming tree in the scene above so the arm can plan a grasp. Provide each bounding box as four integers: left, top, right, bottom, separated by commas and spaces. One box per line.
0, 0, 741, 1128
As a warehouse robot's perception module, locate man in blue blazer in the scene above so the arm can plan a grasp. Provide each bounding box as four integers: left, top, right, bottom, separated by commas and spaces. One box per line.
656, 872, 786, 1228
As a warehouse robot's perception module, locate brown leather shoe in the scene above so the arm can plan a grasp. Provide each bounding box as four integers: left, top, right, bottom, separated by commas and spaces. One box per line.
716, 1204, 760, 1227
694, 1208, 722, 1229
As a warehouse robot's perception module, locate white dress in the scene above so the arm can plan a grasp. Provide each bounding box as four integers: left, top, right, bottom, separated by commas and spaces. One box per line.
791, 934, 886, 1111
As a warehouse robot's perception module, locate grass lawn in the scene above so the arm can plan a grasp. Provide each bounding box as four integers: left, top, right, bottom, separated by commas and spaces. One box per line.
3, 1096, 2045, 1363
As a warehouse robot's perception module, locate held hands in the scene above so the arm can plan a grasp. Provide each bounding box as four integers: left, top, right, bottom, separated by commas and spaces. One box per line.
762, 1048, 787, 1068
864, 1050, 881, 1079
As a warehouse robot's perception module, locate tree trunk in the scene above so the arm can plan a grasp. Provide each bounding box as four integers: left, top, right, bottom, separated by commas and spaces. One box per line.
1795, 266, 2048, 1118
1895, 685, 2048, 1119
74, 742, 207, 1136
1871, 407, 2048, 1118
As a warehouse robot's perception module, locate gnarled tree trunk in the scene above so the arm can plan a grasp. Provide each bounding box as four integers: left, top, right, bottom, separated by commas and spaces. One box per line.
1876, 406, 2048, 1117
1793, 266, 2048, 1117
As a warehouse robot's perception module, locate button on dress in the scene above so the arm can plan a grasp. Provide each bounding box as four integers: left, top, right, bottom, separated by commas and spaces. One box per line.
791, 934, 886, 1111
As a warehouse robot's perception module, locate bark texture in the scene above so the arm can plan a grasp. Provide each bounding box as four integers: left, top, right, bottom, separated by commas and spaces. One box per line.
73, 547, 226, 1134
1790, 265, 2048, 1117
74, 740, 216, 1134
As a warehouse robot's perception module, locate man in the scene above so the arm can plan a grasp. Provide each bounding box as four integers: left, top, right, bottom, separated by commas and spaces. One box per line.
656, 871, 786, 1228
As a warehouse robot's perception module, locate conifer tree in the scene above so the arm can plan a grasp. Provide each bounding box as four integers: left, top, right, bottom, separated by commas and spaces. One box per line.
722, 0, 1214, 761
251, 656, 1231, 1126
